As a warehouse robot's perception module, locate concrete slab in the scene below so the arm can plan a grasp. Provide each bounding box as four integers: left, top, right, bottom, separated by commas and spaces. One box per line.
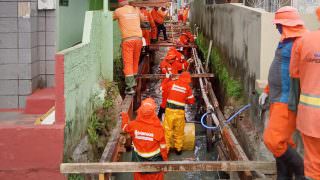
0, 111, 38, 126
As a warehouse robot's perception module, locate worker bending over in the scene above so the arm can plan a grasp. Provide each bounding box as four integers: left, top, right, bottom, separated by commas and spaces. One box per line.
151, 7, 168, 41
167, 47, 192, 73
163, 72, 195, 155
288, 7, 320, 179
140, 6, 156, 49
259, 6, 306, 179
121, 98, 168, 180
178, 31, 195, 58
113, 0, 142, 95
160, 50, 179, 75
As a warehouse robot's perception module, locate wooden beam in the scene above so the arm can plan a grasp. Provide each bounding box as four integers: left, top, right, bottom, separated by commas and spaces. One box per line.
137, 73, 214, 79
99, 96, 133, 163
61, 161, 276, 174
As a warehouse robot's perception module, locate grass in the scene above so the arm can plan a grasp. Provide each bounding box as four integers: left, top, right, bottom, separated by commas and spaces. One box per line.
196, 33, 243, 100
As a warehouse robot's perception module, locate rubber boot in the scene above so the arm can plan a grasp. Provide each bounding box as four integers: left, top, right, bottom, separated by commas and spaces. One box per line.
125, 76, 135, 95
278, 147, 305, 180
157, 107, 165, 120
276, 157, 293, 180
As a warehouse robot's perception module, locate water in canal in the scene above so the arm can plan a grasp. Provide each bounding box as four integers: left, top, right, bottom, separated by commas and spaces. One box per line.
115, 47, 220, 180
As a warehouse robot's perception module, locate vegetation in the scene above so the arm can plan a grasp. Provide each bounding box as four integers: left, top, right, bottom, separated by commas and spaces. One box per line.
87, 81, 119, 160
196, 33, 243, 100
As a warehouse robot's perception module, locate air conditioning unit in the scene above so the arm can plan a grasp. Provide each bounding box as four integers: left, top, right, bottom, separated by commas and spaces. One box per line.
38, 0, 56, 10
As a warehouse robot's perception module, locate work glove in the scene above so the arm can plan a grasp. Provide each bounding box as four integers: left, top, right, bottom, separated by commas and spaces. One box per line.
259, 92, 268, 105
165, 72, 171, 79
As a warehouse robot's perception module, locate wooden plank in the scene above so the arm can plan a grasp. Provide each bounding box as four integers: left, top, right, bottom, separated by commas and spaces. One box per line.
130, 0, 170, 7
99, 96, 133, 163
137, 73, 214, 79
60, 161, 276, 174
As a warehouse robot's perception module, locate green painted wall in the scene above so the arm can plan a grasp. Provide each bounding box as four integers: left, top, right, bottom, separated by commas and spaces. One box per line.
58, 0, 89, 51
59, 11, 114, 158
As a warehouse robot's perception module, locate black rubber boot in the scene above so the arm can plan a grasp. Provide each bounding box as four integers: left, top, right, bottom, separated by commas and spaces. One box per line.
157, 107, 165, 119
278, 147, 305, 180
276, 157, 293, 180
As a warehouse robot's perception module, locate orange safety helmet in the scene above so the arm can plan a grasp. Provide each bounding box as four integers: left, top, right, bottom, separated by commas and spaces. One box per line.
179, 72, 192, 83
316, 7, 320, 21
273, 6, 304, 27
138, 98, 157, 117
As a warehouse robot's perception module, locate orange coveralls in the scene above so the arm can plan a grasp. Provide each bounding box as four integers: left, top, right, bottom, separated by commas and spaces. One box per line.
122, 98, 168, 180
140, 8, 155, 46
290, 30, 320, 180
113, 5, 142, 77
163, 72, 195, 151
167, 47, 189, 72
160, 50, 179, 75
182, 8, 189, 23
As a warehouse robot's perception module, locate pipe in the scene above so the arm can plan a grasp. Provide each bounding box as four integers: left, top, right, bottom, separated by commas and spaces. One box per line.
201, 104, 251, 130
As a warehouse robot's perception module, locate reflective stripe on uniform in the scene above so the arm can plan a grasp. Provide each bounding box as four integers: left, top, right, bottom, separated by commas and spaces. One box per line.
300, 93, 320, 108
167, 99, 185, 106
133, 144, 161, 158
187, 95, 194, 99
171, 84, 186, 93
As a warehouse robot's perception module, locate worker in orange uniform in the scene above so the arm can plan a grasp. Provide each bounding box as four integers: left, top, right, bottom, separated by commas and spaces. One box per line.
151, 7, 168, 41
160, 50, 179, 75
163, 72, 195, 155
182, 6, 189, 24
121, 98, 168, 180
178, 31, 195, 58
288, 7, 320, 180
113, 0, 143, 95
140, 7, 154, 47
258, 6, 307, 179
148, 8, 157, 44
167, 47, 192, 73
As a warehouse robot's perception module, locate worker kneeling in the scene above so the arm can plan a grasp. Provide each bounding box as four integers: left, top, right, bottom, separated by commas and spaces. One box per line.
163, 72, 195, 155
121, 98, 168, 180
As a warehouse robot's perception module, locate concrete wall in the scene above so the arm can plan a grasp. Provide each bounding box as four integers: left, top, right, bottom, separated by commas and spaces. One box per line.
57, 0, 89, 51
56, 10, 114, 158
0, 1, 56, 109
192, 2, 318, 85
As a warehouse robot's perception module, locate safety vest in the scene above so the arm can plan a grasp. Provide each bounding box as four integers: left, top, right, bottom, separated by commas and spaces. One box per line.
165, 80, 195, 108
122, 116, 167, 158
290, 30, 320, 138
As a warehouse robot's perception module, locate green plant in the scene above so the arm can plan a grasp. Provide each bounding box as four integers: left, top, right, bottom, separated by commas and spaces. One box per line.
68, 174, 84, 180
196, 33, 243, 100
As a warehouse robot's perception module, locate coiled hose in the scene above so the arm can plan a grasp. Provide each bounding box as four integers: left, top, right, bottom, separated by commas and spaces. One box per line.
201, 104, 251, 131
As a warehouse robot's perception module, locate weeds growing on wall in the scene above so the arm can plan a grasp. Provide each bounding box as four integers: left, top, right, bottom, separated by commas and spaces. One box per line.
196, 33, 243, 100
113, 56, 125, 95
87, 81, 119, 160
